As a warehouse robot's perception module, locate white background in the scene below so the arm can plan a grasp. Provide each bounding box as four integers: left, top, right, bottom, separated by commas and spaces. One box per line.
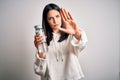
0, 0, 119, 80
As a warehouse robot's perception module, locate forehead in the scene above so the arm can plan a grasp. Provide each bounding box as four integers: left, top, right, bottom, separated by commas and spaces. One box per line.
47, 9, 60, 17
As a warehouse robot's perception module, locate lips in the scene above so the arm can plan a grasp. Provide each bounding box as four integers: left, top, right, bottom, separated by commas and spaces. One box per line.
54, 24, 59, 27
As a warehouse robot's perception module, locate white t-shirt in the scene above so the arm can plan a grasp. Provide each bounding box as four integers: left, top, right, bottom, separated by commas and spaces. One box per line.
34, 30, 88, 80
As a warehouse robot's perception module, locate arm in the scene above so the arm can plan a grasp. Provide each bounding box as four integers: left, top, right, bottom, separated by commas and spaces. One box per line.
71, 30, 88, 56
34, 33, 48, 76
34, 53, 47, 76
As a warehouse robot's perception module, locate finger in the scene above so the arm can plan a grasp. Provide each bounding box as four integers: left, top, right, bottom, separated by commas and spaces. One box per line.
34, 35, 44, 44
35, 35, 42, 41
39, 37, 44, 42
63, 9, 70, 20
60, 9, 65, 22
34, 37, 43, 48
68, 12, 73, 20
34, 34, 39, 40
34, 34, 40, 37
58, 27, 68, 33
37, 37, 44, 43
60, 8, 68, 21
34, 40, 38, 48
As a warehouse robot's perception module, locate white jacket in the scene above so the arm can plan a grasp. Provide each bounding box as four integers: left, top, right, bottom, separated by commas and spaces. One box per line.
34, 30, 88, 80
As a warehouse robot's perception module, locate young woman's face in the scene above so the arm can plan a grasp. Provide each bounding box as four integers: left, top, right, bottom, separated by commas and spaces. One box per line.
47, 9, 62, 33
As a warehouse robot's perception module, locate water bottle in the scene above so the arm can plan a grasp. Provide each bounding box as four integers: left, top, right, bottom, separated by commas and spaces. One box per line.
34, 25, 47, 54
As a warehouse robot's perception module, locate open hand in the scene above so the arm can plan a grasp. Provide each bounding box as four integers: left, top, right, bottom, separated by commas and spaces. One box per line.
59, 8, 80, 35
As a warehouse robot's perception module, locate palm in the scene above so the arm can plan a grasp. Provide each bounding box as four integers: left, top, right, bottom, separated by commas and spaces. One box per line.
64, 19, 77, 34
59, 9, 79, 35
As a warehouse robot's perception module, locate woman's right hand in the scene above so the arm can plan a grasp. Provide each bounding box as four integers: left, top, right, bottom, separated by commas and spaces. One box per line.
34, 34, 43, 49
34, 34, 46, 59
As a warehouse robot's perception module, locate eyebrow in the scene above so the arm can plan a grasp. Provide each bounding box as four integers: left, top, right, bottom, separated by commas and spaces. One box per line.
47, 14, 60, 19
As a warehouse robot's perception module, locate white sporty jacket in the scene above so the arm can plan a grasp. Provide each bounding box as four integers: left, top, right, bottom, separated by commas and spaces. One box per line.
34, 30, 88, 80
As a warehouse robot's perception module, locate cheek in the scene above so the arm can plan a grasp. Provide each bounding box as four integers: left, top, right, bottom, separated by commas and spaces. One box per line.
47, 20, 52, 26
60, 17, 62, 24
47, 20, 54, 28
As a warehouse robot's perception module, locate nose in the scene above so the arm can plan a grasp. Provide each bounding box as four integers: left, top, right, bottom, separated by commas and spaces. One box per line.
53, 18, 57, 23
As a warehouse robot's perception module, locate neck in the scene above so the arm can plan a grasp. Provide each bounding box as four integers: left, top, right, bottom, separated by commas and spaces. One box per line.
53, 29, 60, 34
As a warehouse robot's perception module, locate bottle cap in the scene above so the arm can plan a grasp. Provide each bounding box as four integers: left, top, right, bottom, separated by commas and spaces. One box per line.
34, 25, 42, 34
34, 25, 42, 29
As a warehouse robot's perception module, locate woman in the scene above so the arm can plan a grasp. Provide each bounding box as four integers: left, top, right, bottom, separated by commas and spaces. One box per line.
34, 3, 88, 80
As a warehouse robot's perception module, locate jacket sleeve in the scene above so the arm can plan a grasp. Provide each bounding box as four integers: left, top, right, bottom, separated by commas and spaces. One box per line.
34, 53, 47, 77
70, 30, 88, 56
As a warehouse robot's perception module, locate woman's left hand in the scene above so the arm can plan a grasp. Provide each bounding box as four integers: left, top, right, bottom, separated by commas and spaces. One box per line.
59, 8, 82, 40
59, 8, 80, 35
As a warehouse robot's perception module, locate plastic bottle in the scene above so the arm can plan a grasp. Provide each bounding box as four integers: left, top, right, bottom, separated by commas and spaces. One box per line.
34, 25, 47, 54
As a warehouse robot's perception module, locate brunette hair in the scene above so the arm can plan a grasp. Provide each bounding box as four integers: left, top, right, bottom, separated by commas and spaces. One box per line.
42, 3, 69, 46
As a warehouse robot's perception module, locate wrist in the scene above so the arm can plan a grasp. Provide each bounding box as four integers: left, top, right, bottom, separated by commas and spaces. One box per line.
73, 30, 81, 40
38, 53, 46, 59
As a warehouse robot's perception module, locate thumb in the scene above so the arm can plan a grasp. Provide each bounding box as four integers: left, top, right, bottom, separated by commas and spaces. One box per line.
58, 27, 68, 33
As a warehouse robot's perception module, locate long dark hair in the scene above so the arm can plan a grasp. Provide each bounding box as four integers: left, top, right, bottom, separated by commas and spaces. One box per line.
42, 3, 69, 46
